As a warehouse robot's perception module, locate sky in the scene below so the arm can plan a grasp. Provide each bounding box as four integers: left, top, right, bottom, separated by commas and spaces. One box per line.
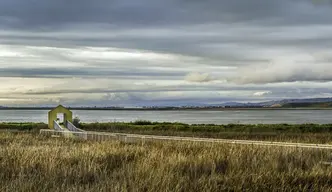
1, 0, 332, 107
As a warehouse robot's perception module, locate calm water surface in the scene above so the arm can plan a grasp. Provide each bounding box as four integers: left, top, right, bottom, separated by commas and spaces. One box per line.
0, 109, 331, 124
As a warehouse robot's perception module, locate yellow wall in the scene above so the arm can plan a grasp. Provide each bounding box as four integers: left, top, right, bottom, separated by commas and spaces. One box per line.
48, 105, 73, 129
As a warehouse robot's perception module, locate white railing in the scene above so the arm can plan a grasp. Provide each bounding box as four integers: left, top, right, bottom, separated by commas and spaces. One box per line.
66, 121, 87, 139
53, 121, 65, 131
53, 121, 74, 138
66, 121, 84, 132
39, 129, 332, 150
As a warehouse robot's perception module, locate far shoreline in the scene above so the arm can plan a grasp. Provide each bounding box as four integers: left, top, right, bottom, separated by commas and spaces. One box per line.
1, 107, 332, 111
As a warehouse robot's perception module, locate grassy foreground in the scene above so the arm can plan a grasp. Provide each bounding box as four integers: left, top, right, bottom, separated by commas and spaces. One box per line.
3, 121, 332, 143
1, 132, 332, 191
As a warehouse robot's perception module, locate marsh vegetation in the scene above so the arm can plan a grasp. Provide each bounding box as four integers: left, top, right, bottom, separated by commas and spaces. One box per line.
1, 132, 332, 191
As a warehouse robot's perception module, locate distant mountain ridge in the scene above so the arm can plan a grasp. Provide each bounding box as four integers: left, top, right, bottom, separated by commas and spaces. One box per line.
221, 97, 332, 107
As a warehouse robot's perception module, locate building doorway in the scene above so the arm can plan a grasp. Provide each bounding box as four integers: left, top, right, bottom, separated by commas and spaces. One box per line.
57, 113, 65, 126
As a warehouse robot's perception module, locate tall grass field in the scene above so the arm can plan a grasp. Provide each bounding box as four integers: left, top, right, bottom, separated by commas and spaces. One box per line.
1, 132, 332, 191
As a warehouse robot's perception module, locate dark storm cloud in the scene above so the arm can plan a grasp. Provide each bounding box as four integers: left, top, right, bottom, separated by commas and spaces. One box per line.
1, 0, 331, 30
0, 67, 185, 78
1, 0, 331, 70
0, 0, 169, 29
1, 0, 332, 64
0, 0, 185, 29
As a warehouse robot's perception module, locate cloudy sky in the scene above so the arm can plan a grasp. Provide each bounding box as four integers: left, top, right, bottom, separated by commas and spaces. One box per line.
1, 0, 332, 107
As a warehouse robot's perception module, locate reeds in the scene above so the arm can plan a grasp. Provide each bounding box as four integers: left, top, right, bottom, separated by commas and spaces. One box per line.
1, 132, 332, 191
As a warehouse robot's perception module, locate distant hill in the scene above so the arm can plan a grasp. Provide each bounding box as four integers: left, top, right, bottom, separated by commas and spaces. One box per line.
221, 97, 332, 108
281, 102, 332, 108
258, 98, 332, 107
270, 98, 332, 108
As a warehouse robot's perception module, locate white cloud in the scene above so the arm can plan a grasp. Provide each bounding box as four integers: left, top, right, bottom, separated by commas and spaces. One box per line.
233, 62, 332, 84
184, 72, 215, 83
253, 91, 272, 97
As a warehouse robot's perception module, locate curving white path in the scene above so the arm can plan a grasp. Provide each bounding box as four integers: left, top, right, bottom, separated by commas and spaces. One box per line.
40, 129, 332, 150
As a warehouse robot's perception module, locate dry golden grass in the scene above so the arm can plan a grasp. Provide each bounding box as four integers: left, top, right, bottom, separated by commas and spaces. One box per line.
1, 132, 332, 191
